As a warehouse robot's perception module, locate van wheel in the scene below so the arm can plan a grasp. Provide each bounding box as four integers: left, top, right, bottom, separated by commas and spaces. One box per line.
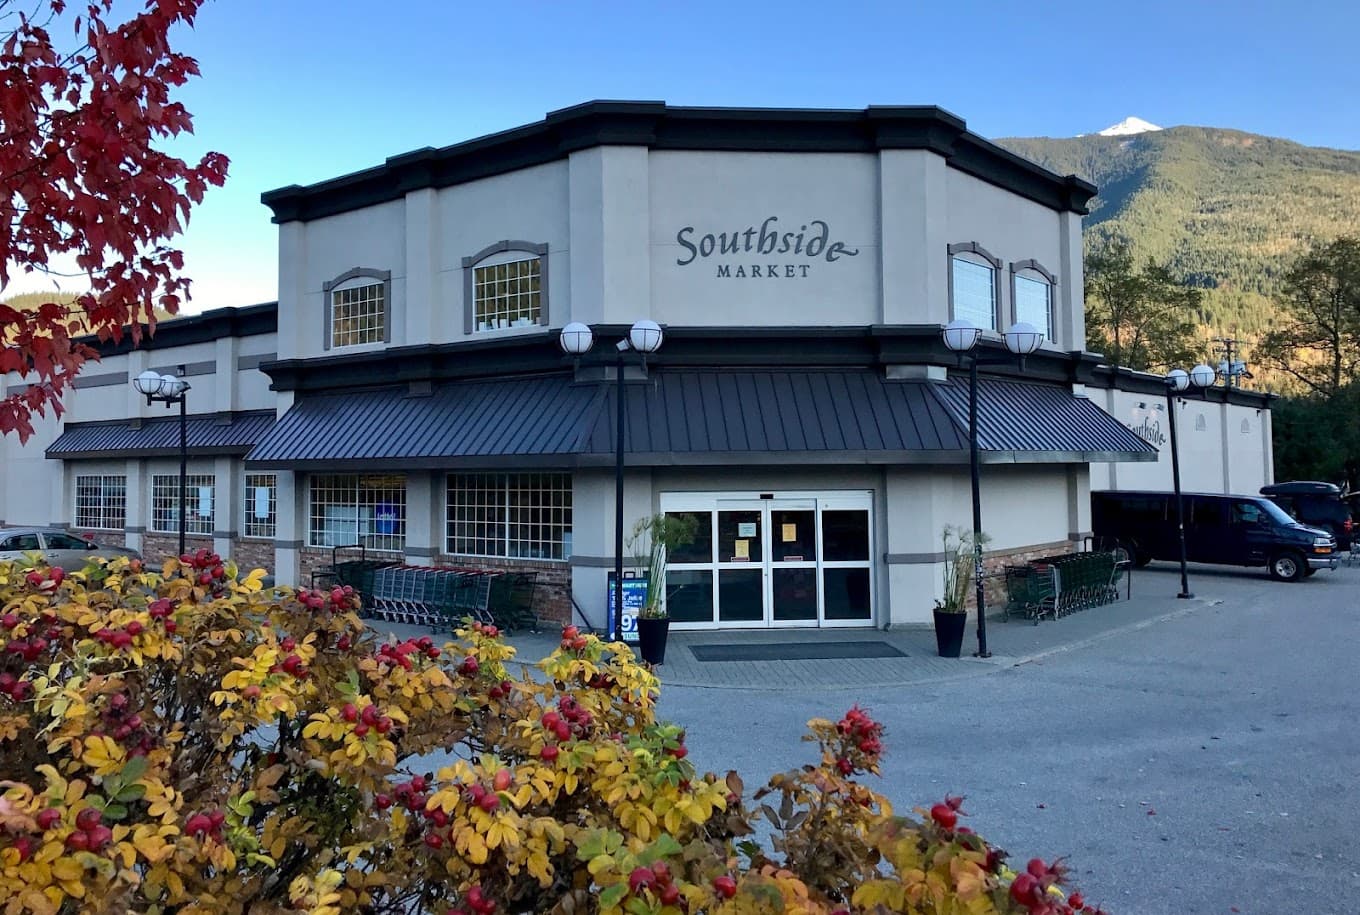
1268, 551, 1305, 582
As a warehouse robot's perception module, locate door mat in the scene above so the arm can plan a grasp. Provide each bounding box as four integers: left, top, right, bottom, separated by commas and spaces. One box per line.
689, 641, 906, 662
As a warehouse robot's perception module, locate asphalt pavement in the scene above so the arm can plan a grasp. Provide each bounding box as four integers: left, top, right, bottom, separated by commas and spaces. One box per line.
375, 559, 1360, 914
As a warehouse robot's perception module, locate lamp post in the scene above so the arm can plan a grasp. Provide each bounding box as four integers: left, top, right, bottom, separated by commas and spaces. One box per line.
1164, 363, 1216, 599
941, 319, 1044, 658
132, 367, 192, 556
559, 320, 664, 643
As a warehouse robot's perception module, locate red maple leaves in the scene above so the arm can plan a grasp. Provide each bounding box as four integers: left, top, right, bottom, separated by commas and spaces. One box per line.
0, 0, 228, 440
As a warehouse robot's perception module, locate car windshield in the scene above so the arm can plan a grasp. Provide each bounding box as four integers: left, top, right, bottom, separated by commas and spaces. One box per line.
1259, 500, 1301, 527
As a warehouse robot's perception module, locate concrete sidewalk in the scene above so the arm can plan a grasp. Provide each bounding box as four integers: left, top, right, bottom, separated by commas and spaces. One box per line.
374, 565, 1223, 691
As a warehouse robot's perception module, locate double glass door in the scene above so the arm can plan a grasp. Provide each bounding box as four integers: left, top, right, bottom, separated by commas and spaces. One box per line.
662, 492, 874, 629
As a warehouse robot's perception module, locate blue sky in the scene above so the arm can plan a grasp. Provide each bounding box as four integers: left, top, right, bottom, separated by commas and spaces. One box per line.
36, 0, 1360, 313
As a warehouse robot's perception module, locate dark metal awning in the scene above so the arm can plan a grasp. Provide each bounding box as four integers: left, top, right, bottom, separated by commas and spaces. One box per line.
930, 377, 1158, 463
245, 370, 1155, 470
46, 411, 276, 460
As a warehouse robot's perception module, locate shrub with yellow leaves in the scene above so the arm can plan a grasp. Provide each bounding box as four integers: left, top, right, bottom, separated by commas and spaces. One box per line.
0, 554, 1107, 915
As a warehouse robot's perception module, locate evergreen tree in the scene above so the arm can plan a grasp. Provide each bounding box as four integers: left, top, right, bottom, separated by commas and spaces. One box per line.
1084, 238, 1201, 372
1257, 237, 1360, 398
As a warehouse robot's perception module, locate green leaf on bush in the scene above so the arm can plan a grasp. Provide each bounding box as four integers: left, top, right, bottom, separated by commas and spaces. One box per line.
638, 834, 682, 865
121, 755, 149, 784
103, 803, 128, 820
598, 884, 627, 910
116, 783, 146, 803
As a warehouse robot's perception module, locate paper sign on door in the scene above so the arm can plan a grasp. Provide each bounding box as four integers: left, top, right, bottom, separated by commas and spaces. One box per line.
738, 522, 757, 538
781, 523, 797, 542
733, 539, 750, 560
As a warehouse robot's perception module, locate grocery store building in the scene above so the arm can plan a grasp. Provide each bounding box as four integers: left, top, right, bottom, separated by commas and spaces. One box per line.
0, 102, 1275, 629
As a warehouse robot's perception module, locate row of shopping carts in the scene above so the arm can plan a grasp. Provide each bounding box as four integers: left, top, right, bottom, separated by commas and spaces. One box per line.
312, 546, 539, 632
1002, 549, 1129, 624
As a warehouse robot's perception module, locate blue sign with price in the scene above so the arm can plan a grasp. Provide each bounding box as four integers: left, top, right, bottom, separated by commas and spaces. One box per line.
606, 575, 649, 644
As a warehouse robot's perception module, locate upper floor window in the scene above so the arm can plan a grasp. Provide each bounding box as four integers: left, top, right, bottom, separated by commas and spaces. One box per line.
948, 243, 1001, 331
323, 268, 391, 350
462, 241, 550, 334
1011, 259, 1056, 342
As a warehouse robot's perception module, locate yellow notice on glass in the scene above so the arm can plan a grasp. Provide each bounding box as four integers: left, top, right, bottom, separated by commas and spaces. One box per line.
781, 523, 797, 542
734, 539, 750, 560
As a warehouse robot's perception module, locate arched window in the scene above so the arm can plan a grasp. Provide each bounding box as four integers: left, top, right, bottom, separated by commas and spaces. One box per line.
461, 241, 550, 333
323, 267, 391, 350
1010, 259, 1056, 342
947, 242, 1001, 330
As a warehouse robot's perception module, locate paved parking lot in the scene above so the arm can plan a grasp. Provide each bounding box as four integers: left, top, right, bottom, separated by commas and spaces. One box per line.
378, 559, 1360, 913
658, 562, 1360, 914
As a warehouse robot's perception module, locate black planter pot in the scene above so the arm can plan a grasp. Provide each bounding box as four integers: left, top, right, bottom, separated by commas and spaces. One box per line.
933, 609, 967, 658
636, 616, 670, 665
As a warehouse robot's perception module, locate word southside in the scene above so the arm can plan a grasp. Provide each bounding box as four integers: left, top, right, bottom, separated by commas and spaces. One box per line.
675, 216, 860, 278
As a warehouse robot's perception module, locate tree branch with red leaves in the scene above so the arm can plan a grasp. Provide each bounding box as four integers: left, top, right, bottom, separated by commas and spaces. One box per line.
0, 0, 228, 441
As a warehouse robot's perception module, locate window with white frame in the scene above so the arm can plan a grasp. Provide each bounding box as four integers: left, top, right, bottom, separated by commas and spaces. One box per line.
949, 243, 1001, 330
331, 282, 385, 347
446, 473, 571, 561
324, 267, 391, 349
309, 474, 406, 552
74, 474, 126, 530
243, 473, 277, 539
474, 258, 541, 331
152, 474, 215, 535
1012, 260, 1056, 341
462, 241, 549, 334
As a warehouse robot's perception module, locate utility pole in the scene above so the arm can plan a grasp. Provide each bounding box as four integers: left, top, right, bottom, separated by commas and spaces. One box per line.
1212, 335, 1251, 388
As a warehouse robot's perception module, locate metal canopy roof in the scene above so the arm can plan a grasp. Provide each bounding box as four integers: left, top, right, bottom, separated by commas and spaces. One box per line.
244, 370, 1155, 470
46, 412, 276, 460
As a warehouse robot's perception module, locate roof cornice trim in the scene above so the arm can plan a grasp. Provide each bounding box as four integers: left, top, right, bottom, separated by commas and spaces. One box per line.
261, 102, 1097, 223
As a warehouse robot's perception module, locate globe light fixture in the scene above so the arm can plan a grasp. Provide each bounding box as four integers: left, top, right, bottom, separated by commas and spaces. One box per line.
628, 319, 664, 354
1003, 321, 1044, 356
942, 319, 982, 353
558, 322, 594, 356
1166, 368, 1189, 393
133, 369, 164, 396
1189, 363, 1216, 389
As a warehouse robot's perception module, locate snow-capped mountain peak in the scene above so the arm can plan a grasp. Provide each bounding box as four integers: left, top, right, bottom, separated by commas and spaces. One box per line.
1095, 116, 1162, 137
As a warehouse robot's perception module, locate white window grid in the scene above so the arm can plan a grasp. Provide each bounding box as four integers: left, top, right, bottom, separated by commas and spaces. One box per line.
951, 256, 997, 330
151, 474, 214, 535
243, 473, 277, 539
446, 472, 571, 561
473, 258, 541, 331
74, 474, 126, 530
331, 282, 385, 347
1014, 274, 1053, 340
308, 474, 406, 552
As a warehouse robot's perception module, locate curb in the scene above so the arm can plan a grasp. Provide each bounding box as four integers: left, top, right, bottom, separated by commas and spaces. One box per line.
1001, 597, 1220, 669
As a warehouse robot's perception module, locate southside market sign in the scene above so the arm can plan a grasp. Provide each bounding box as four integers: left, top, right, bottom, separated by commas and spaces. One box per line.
675, 216, 860, 278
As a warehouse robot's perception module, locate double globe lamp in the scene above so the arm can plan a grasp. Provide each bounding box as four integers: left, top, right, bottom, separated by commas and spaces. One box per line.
940, 318, 1044, 657
1163, 362, 1217, 599
132, 368, 192, 555
558, 319, 664, 643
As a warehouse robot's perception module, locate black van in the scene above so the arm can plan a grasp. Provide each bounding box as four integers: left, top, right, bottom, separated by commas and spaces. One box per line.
1259, 481, 1353, 551
1091, 490, 1338, 582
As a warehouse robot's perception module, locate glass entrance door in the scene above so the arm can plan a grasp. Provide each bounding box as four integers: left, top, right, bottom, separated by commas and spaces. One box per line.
662, 492, 874, 629
770, 501, 818, 626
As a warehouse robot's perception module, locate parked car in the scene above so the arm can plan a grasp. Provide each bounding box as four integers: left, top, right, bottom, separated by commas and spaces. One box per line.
1091, 490, 1338, 582
0, 528, 140, 567
1259, 481, 1354, 552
